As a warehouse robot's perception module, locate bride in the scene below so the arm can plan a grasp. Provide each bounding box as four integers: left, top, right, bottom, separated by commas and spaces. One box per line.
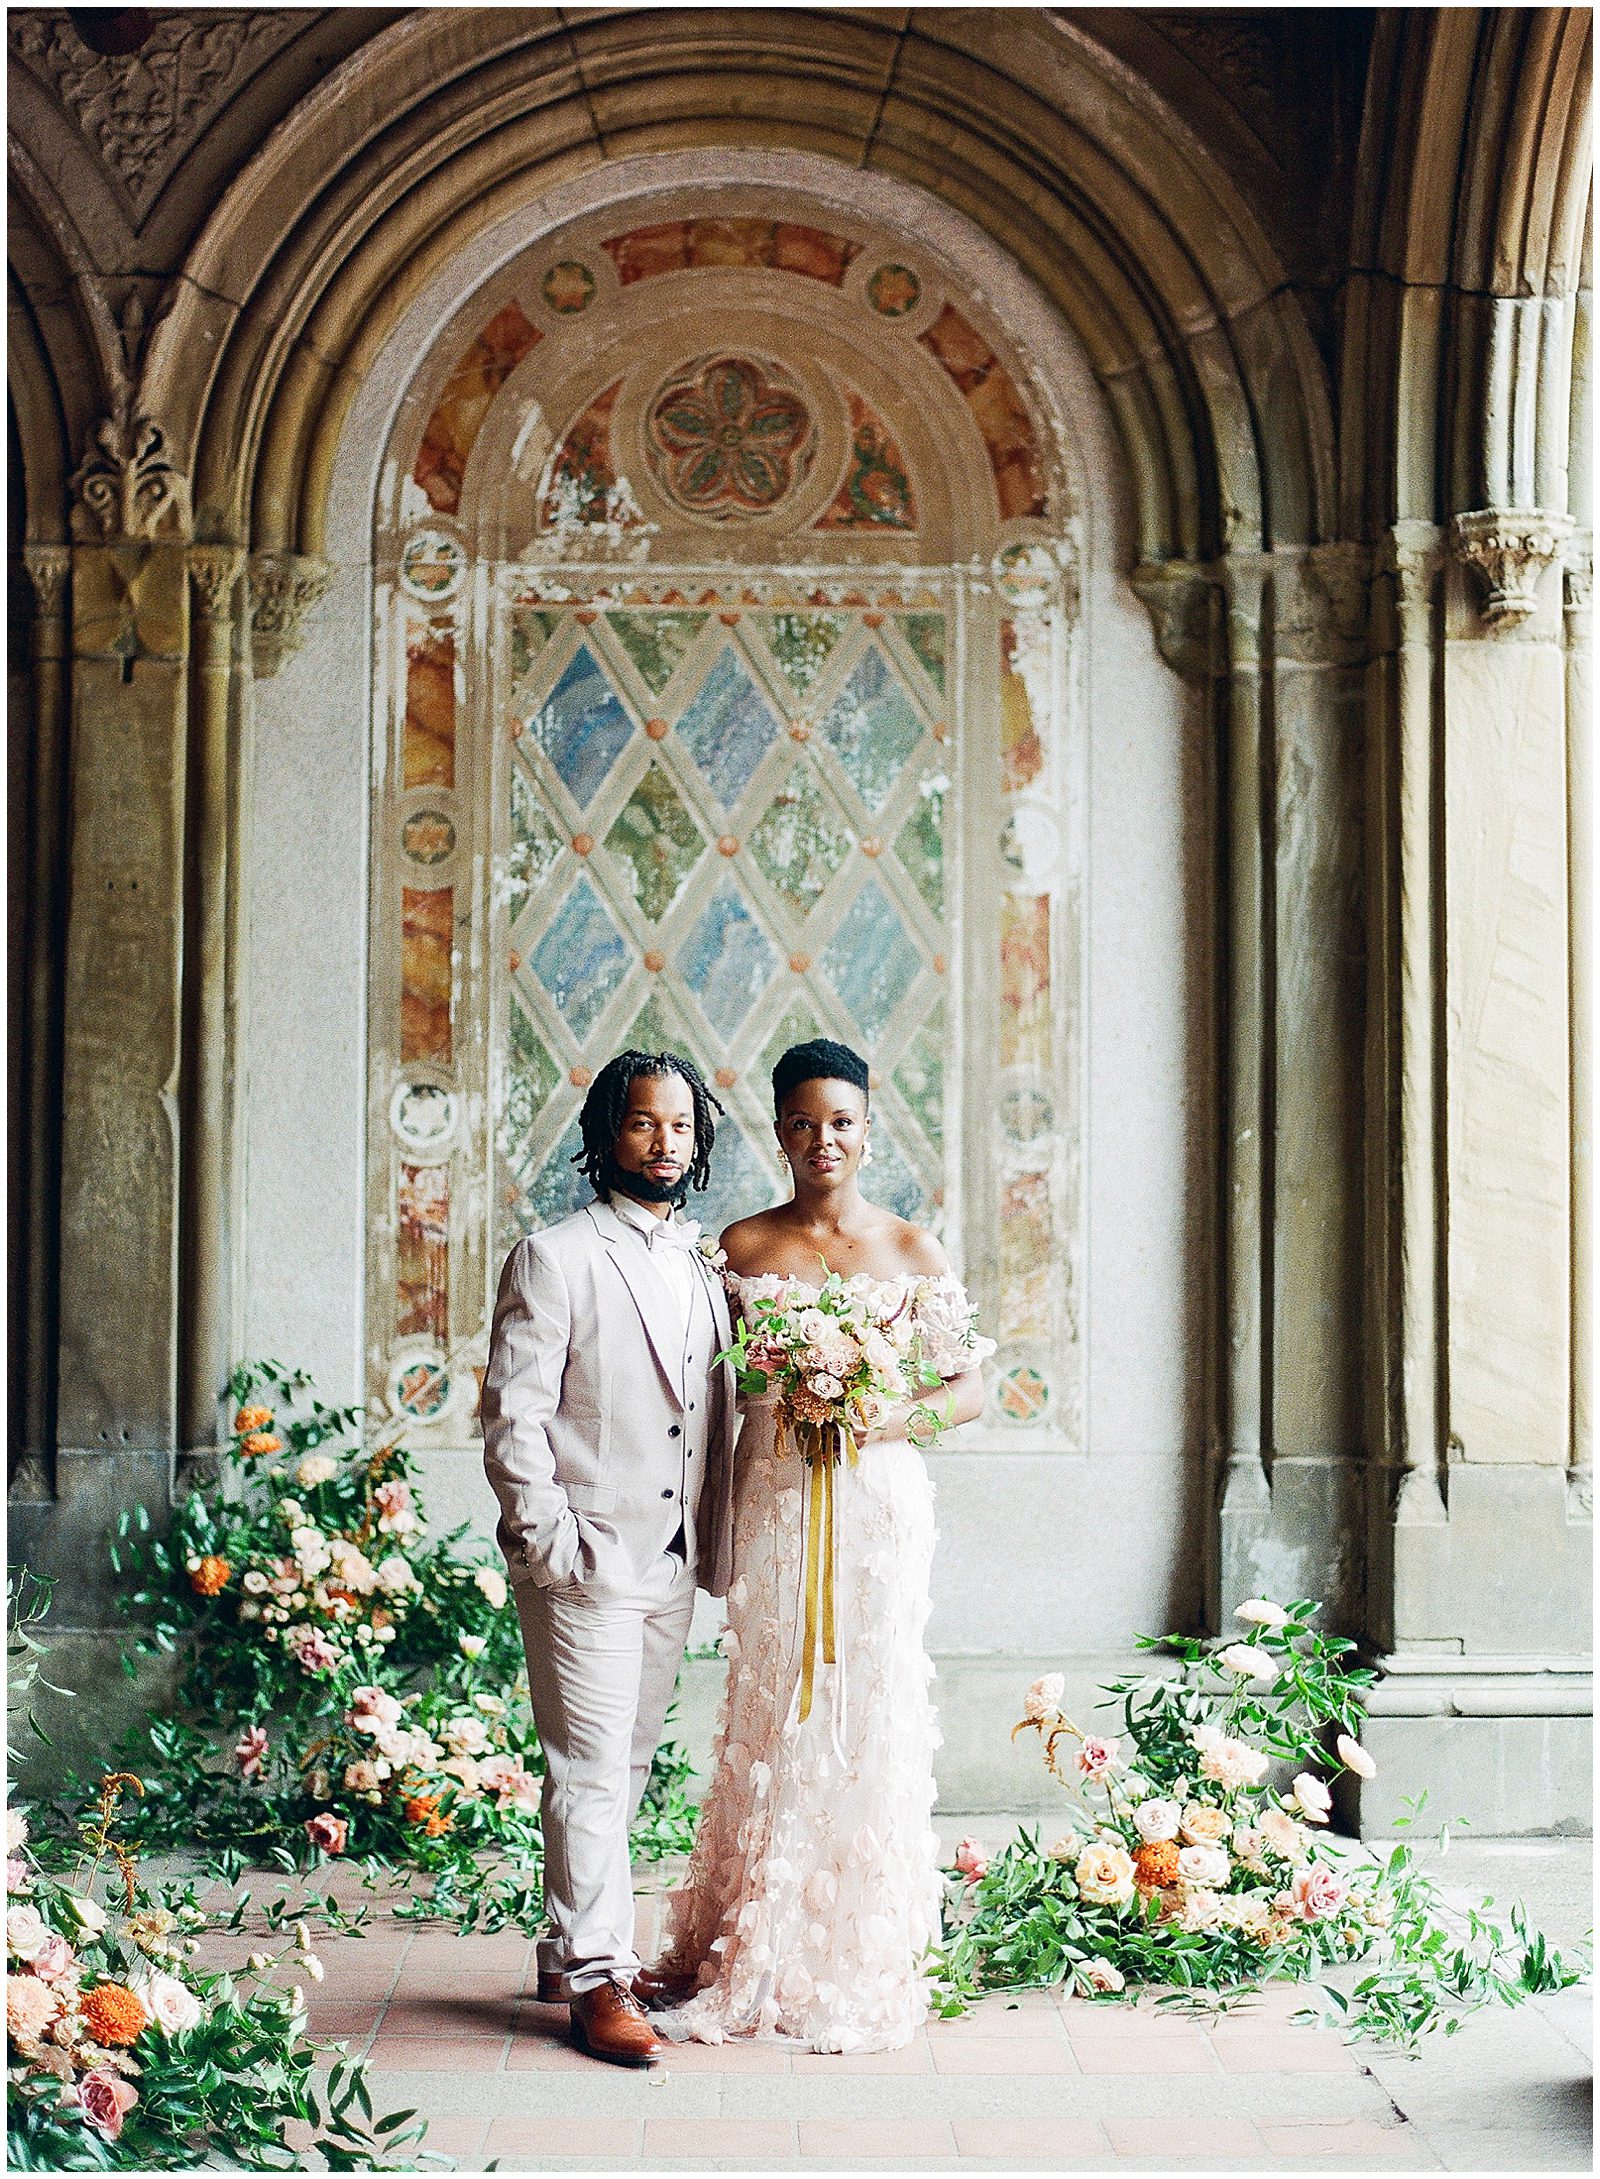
649, 1036, 993, 2053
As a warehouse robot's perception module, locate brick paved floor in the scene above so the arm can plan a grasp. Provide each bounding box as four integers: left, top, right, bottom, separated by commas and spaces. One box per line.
190, 1835, 1590, 2173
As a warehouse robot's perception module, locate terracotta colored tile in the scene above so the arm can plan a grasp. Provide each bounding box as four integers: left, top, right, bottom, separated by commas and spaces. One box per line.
790, 2040, 933, 2073
379, 1998, 514, 2037
929, 2005, 1066, 2040
655, 2036, 788, 2071
952, 2119, 1105, 2158
366, 2034, 505, 2071
1258, 2119, 1419, 2159
487, 2118, 642, 2155
305, 2004, 382, 2039
645, 2118, 794, 2157
1212, 2029, 1359, 2072
931, 2037, 1077, 2074
1072, 2034, 1218, 2073
799, 2118, 957, 2159
1106, 2117, 1266, 2157
402, 1929, 530, 1963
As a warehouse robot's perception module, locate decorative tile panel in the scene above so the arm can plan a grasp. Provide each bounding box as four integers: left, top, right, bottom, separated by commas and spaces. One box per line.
999, 894, 1052, 1070
820, 878, 922, 1042
918, 303, 1046, 520
400, 887, 453, 1063
820, 647, 924, 811
752, 609, 849, 697
999, 1171, 1053, 1343
675, 647, 783, 809
602, 219, 858, 286
604, 764, 706, 921
1000, 618, 1045, 792
607, 609, 708, 694
897, 611, 946, 693
894, 1000, 945, 1151
894, 771, 947, 916
413, 302, 542, 514
679, 882, 777, 1042
532, 644, 635, 807
530, 876, 631, 1038
542, 382, 630, 528
749, 761, 852, 915
403, 623, 455, 789
646, 355, 817, 519
396, 1162, 449, 1340
816, 392, 916, 529
508, 769, 566, 911
505, 997, 560, 1156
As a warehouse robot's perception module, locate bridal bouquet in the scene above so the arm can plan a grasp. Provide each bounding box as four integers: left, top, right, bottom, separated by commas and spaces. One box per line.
718, 1272, 985, 1722
935, 1598, 1583, 2050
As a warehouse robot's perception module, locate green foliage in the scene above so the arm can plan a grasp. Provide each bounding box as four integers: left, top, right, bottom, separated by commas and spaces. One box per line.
934, 1600, 1586, 2052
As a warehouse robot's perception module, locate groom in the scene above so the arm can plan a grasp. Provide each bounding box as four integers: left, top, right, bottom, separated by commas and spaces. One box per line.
481, 1050, 736, 2067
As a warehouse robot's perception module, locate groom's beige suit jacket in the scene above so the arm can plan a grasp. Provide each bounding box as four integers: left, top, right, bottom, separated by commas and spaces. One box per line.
481, 1198, 737, 1599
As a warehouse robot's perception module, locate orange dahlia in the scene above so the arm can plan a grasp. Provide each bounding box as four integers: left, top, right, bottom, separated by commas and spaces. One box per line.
79, 1983, 149, 2046
234, 1406, 273, 1434
189, 1555, 230, 1597
241, 1431, 281, 1458
1133, 1840, 1181, 1891
403, 1794, 440, 1824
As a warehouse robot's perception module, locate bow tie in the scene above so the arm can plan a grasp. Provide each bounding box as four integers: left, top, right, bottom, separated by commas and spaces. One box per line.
646, 1219, 703, 1252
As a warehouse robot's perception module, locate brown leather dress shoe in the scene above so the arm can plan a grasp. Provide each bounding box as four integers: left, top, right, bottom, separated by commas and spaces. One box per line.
632, 1963, 697, 2010
568, 1976, 663, 2067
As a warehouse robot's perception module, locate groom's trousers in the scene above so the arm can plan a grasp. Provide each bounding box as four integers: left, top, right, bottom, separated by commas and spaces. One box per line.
515, 1546, 696, 1995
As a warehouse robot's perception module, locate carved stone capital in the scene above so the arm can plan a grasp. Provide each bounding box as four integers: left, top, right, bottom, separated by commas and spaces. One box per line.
21, 545, 71, 619
1563, 530, 1592, 617
248, 552, 334, 677
187, 546, 245, 622
1451, 508, 1573, 628
1290, 543, 1372, 666
1130, 559, 1218, 681
70, 410, 189, 541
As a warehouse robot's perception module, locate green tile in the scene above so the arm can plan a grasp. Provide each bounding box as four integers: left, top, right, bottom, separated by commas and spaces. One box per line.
509, 766, 566, 909
510, 606, 562, 684
620, 993, 690, 1064
607, 610, 708, 695
748, 761, 853, 916
893, 771, 946, 916
752, 610, 849, 698
505, 997, 560, 1163
603, 763, 706, 921
897, 610, 946, 693
760, 999, 828, 1105
893, 1000, 945, 1152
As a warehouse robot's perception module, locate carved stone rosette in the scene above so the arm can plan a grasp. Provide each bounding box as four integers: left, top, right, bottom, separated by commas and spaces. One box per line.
1451, 508, 1573, 628
248, 552, 334, 677
70, 410, 189, 540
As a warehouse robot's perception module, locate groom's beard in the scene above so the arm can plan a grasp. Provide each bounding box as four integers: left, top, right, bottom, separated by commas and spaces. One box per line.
603, 1156, 689, 1208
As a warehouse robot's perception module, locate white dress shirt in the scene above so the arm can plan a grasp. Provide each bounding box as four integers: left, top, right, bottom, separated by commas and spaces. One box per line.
607, 1190, 698, 1341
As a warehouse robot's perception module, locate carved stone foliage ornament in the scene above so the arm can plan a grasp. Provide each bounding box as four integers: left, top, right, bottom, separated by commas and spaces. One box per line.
1451, 509, 1573, 628
70, 409, 189, 540
1130, 560, 1218, 681
248, 552, 333, 677
9, 9, 297, 222
645, 355, 817, 519
187, 546, 244, 621
21, 544, 71, 619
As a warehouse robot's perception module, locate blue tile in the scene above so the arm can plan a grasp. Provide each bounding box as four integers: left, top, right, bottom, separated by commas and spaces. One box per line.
526, 1114, 592, 1226
536, 644, 634, 807
678, 883, 776, 1042
530, 875, 630, 1038
694, 1120, 776, 1235
819, 646, 923, 811
675, 648, 783, 811
820, 878, 922, 1042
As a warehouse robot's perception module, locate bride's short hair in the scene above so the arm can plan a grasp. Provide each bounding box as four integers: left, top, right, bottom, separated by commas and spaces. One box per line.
771, 1037, 869, 1113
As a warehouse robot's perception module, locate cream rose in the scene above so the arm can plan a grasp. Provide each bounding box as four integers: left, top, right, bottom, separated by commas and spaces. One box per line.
1179, 1801, 1231, 1845
6, 1904, 49, 1960
1076, 1957, 1126, 1994
1075, 1735, 1123, 1780
1179, 1887, 1223, 1933
1022, 1672, 1065, 1724
1336, 1732, 1376, 1779
296, 1453, 338, 1489
1235, 1598, 1289, 1628
1289, 1865, 1348, 1921
128, 1969, 203, 2036
473, 1566, 508, 1610
1217, 1642, 1273, 1682
1177, 1843, 1232, 1888
1073, 1841, 1136, 1908
1291, 1773, 1333, 1823
1132, 1798, 1181, 1844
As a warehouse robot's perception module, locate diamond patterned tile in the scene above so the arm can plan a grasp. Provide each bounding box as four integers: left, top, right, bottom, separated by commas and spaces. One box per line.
896, 610, 946, 693
760, 999, 828, 1097
509, 766, 566, 910
504, 996, 560, 1161
606, 610, 708, 694
529, 875, 631, 1038
894, 770, 947, 916
678, 882, 777, 1042
894, 1000, 945, 1151
534, 643, 634, 807
820, 877, 923, 1041
510, 605, 561, 684
752, 609, 849, 697
526, 1114, 589, 1227
675, 647, 783, 811
748, 761, 853, 916
819, 646, 924, 812
695, 1119, 777, 1236
603, 763, 706, 921
619, 992, 685, 1061
867, 1126, 925, 1220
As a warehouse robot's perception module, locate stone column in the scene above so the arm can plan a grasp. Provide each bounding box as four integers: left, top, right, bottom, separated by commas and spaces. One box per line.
1565, 537, 1592, 1514
10, 410, 194, 1612
182, 547, 245, 1457
15, 547, 71, 1498
1360, 509, 1591, 1833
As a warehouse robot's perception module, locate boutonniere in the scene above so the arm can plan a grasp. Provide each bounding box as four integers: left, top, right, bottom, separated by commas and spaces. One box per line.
698, 1235, 728, 1271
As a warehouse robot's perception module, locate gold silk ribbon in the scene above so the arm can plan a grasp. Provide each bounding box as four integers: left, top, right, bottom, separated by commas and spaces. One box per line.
795, 1420, 857, 1725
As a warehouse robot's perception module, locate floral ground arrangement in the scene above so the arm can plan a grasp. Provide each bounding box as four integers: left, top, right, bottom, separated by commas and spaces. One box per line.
937, 1599, 1585, 2052
79, 1362, 695, 1927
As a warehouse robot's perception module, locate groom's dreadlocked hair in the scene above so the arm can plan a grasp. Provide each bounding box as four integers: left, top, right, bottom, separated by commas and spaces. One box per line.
574, 1049, 724, 1199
